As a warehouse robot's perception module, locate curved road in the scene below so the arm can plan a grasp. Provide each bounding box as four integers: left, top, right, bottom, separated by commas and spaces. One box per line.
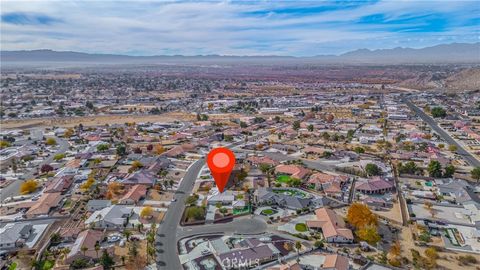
0, 136, 69, 201
155, 129, 279, 269
177, 216, 267, 240
155, 158, 205, 269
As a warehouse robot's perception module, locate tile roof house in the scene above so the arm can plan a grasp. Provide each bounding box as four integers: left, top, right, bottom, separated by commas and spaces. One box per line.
275, 164, 311, 180
65, 230, 112, 264
322, 254, 350, 270
306, 208, 353, 243
25, 192, 63, 218
308, 173, 349, 190
120, 170, 157, 186
355, 177, 395, 194
246, 156, 278, 167
303, 146, 326, 157
118, 184, 147, 205
44, 175, 74, 193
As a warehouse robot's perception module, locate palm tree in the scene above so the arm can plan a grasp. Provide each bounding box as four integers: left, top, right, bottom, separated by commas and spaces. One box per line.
94, 242, 100, 258
259, 164, 273, 188
30, 259, 41, 269
61, 248, 71, 261
295, 241, 302, 262
81, 245, 88, 256
147, 245, 155, 264
123, 230, 132, 242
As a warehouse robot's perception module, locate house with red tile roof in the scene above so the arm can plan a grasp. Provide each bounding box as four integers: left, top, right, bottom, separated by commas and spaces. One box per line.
275, 164, 310, 180
308, 172, 348, 191
322, 254, 350, 270
44, 175, 74, 193
25, 192, 63, 218
355, 177, 394, 194
65, 230, 113, 264
118, 184, 147, 205
306, 208, 353, 243
246, 155, 278, 167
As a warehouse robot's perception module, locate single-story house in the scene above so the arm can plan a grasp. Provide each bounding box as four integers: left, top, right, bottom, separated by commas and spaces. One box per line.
355, 177, 395, 194
275, 164, 310, 180
306, 208, 353, 243
85, 205, 134, 229
118, 184, 147, 205
86, 200, 112, 212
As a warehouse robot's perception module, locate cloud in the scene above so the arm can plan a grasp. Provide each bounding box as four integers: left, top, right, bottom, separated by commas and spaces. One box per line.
0, 0, 478, 56
1, 12, 62, 25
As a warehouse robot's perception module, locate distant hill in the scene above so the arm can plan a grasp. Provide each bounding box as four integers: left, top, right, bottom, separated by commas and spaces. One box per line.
335, 43, 480, 64
1, 43, 479, 64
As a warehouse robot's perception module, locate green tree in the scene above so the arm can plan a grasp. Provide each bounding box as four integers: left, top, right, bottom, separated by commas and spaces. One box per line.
45, 137, 57, 145
53, 153, 66, 161
295, 241, 302, 261
292, 120, 301, 131
444, 164, 455, 178
81, 246, 88, 256
71, 258, 89, 269
314, 240, 324, 249
259, 163, 274, 187
347, 129, 355, 139
307, 124, 314, 132
354, 146, 365, 154
398, 161, 420, 175
357, 225, 381, 245
427, 160, 442, 178
97, 144, 109, 152
116, 144, 126, 156
100, 249, 114, 270
365, 163, 382, 176
448, 144, 457, 152
471, 167, 480, 182
431, 107, 446, 118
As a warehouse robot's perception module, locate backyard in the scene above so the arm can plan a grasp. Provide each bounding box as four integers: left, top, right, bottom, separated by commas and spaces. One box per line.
273, 188, 307, 198
276, 175, 293, 184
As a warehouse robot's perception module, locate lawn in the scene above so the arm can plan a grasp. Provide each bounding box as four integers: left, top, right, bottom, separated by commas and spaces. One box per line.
276, 175, 293, 184
295, 223, 308, 232
260, 208, 278, 216
62, 199, 72, 209
40, 260, 54, 270
8, 262, 17, 270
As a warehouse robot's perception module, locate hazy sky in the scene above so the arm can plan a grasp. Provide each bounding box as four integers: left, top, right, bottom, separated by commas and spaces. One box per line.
1, 0, 479, 56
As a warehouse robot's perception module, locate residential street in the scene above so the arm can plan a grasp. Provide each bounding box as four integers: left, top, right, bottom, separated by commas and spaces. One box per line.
403, 98, 480, 167
0, 136, 69, 201
155, 158, 205, 269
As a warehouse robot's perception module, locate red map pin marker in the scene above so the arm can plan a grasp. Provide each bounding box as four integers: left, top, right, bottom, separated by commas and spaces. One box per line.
207, 147, 236, 193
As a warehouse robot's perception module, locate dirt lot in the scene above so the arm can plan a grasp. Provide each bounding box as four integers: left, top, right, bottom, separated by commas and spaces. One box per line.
399, 226, 480, 270
0, 112, 193, 129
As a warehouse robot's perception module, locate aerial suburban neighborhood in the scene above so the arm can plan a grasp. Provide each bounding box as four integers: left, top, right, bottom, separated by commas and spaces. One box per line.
1, 1, 480, 270
1, 70, 479, 270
